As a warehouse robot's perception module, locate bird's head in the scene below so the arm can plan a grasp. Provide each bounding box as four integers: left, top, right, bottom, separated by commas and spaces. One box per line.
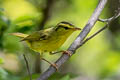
55, 21, 81, 35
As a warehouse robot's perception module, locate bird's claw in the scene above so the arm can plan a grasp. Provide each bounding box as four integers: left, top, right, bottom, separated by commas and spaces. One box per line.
51, 63, 58, 71
63, 50, 72, 56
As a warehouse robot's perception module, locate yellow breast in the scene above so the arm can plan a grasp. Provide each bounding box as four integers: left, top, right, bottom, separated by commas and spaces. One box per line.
26, 35, 68, 53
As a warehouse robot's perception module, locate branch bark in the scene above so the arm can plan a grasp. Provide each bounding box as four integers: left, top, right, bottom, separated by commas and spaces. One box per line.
37, 0, 108, 80
82, 8, 120, 46
37, 0, 54, 30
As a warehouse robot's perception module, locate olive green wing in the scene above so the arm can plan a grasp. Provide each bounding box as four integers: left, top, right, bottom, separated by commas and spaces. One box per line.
21, 30, 49, 41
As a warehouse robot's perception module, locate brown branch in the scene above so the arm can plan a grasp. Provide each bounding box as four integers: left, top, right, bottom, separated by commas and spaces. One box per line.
37, 0, 55, 30
99, 3, 120, 22
23, 54, 32, 80
98, 10, 120, 22
0, 27, 6, 50
37, 0, 108, 80
34, 53, 41, 73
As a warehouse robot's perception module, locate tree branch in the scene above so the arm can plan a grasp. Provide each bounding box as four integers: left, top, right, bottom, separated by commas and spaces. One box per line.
81, 7, 120, 46
37, 0, 55, 30
80, 25, 108, 46
98, 8, 120, 22
37, 0, 108, 80
99, 3, 120, 22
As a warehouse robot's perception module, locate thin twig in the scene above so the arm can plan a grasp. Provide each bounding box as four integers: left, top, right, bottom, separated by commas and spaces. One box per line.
80, 24, 108, 46
23, 54, 32, 80
82, 6, 120, 46
98, 7, 120, 22
37, 0, 108, 80
98, 13, 120, 22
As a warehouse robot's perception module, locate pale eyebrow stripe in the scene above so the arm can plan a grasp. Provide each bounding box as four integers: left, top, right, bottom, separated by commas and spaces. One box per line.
59, 24, 71, 27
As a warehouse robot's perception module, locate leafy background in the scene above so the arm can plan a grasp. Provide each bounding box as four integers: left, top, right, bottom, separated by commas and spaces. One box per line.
0, 0, 120, 80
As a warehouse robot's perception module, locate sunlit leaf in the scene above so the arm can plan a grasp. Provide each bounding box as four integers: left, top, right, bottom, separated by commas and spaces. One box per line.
60, 75, 70, 80
0, 58, 4, 64
22, 74, 40, 80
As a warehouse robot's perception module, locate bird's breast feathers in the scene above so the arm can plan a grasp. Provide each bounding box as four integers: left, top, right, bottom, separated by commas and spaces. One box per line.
27, 34, 68, 53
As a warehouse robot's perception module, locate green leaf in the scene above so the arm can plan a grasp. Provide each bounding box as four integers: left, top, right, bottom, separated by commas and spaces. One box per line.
60, 75, 70, 80
22, 72, 77, 80
48, 72, 78, 80
0, 58, 4, 64
22, 74, 40, 80
48, 72, 64, 80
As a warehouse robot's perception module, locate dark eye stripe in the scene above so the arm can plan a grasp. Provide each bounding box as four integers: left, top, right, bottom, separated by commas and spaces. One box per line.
39, 35, 47, 40
63, 27, 69, 30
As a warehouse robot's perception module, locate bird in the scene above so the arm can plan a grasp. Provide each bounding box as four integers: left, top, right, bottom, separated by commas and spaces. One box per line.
11, 21, 81, 69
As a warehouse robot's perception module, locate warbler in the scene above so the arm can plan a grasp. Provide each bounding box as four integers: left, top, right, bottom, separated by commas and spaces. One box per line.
12, 21, 81, 53
11, 21, 81, 69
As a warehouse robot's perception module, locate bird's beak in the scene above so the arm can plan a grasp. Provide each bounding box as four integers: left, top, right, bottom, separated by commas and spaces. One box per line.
72, 27, 81, 30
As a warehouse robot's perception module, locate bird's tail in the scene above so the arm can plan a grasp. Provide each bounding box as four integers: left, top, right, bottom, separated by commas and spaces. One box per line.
11, 33, 29, 38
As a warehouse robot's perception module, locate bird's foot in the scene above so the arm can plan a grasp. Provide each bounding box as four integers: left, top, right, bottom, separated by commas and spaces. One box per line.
40, 57, 58, 71
51, 63, 58, 71
62, 50, 72, 56
50, 50, 72, 56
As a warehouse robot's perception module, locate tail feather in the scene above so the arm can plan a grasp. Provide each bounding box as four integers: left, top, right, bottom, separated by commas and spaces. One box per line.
11, 33, 29, 38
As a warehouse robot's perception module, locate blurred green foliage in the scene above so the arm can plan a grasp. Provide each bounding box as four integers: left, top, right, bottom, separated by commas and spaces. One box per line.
0, 0, 120, 80
48, 72, 77, 80
22, 72, 77, 80
0, 58, 4, 64
0, 67, 8, 80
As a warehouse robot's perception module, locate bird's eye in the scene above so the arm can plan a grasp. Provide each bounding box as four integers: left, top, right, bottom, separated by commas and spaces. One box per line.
63, 27, 69, 30
39, 35, 47, 40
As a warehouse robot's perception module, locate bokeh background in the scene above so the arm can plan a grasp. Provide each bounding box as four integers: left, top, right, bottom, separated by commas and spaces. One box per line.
0, 0, 120, 80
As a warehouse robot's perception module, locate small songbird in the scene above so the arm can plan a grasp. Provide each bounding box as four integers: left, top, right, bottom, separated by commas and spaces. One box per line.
11, 21, 81, 69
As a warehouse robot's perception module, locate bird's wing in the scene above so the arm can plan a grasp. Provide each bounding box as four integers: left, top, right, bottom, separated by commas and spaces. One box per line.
21, 30, 50, 41
11, 33, 29, 38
